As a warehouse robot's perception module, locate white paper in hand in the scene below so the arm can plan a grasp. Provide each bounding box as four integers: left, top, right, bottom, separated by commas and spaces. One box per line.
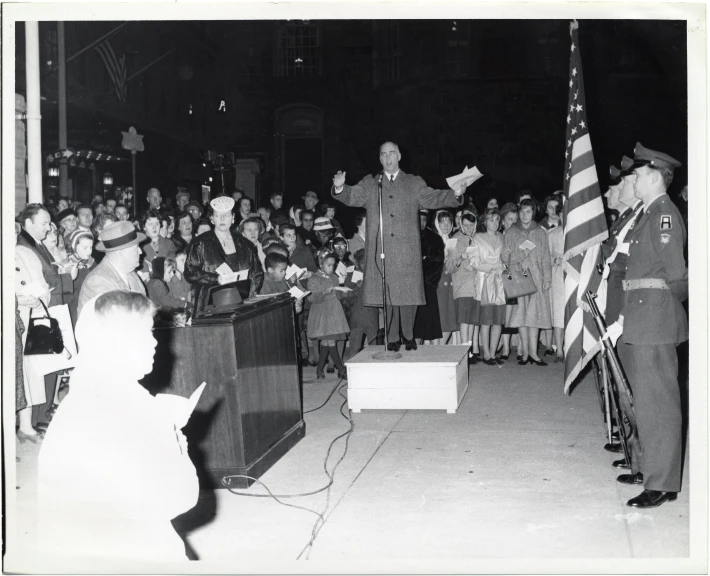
335, 261, 348, 277
446, 166, 483, 190
286, 264, 306, 280
216, 263, 234, 276
445, 238, 458, 253
519, 239, 536, 251
235, 269, 250, 281
288, 285, 311, 300
351, 270, 364, 283
155, 382, 207, 429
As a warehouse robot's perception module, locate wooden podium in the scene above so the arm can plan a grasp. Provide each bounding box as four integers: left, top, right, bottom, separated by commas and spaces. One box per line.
142, 293, 305, 489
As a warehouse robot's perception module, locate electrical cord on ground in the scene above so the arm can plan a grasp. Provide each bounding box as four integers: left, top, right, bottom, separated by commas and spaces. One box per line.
222, 380, 354, 498
298, 383, 353, 560
303, 376, 344, 414
221, 383, 355, 560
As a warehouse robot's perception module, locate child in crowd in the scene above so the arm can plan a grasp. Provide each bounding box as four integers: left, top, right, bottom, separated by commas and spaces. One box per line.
65, 229, 96, 325
170, 250, 192, 304
306, 251, 351, 380
260, 252, 290, 295
344, 249, 378, 360
173, 308, 190, 328
147, 257, 188, 316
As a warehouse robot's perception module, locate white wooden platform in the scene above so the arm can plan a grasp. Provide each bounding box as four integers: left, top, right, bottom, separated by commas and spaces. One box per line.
345, 345, 469, 414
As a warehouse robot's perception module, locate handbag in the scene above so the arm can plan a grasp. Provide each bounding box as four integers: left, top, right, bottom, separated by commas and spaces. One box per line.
24, 300, 64, 355
481, 271, 506, 306
502, 254, 537, 300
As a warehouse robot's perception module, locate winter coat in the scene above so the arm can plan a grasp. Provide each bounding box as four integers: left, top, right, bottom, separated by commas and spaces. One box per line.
449, 230, 478, 300
332, 170, 462, 306
502, 220, 552, 328
184, 230, 264, 308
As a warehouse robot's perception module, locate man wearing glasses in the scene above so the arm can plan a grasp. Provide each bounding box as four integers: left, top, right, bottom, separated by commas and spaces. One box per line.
332, 141, 467, 352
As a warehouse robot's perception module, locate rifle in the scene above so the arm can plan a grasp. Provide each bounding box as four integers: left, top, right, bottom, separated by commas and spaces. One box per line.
586, 291, 643, 467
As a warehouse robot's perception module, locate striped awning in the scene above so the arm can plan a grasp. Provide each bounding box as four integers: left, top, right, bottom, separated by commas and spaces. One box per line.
47, 148, 129, 163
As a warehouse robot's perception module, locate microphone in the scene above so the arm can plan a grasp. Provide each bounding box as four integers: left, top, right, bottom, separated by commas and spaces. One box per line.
378, 172, 384, 184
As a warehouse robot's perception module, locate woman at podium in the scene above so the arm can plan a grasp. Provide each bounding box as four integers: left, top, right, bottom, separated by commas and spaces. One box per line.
184, 197, 264, 310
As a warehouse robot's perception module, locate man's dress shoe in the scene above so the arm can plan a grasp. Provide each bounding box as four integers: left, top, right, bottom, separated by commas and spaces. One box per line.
604, 442, 622, 453
403, 338, 418, 351
627, 489, 677, 508
613, 458, 630, 469
617, 472, 644, 485
387, 341, 401, 352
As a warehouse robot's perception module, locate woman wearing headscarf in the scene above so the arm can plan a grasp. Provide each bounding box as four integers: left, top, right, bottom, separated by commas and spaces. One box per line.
502, 198, 552, 365
448, 208, 480, 359
37, 291, 199, 564
433, 210, 459, 345
65, 229, 96, 325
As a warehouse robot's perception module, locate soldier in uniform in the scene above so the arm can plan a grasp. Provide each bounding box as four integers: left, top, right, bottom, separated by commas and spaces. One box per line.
604, 143, 687, 508
599, 157, 645, 465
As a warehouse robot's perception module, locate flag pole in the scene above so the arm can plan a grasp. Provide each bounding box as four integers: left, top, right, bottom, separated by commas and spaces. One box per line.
46, 22, 127, 76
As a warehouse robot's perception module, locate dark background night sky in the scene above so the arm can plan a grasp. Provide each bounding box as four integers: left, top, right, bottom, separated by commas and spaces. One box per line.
17, 19, 687, 232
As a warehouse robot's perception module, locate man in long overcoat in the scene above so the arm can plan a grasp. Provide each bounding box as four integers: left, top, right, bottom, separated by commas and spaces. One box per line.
332, 141, 466, 351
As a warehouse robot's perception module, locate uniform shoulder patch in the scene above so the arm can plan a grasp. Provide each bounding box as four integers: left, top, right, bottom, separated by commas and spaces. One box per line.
660, 233, 671, 244
660, 215, 672, 230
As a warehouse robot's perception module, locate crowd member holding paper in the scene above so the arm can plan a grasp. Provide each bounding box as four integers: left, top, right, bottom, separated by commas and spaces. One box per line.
448, 209, 480, 360
306, 251, 351, 380
38, 291, 199, 564
470, 209, 507, 365
184, 197, 264, 308
281, 224, 317, 273
331, 141, 468, 352
344, 249, 378, 360
434, 210, 459, 345
502, 198, 552, 366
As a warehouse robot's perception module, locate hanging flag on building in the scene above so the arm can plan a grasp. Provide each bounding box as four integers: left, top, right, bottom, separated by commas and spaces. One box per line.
562, 20, 609, 393
95, 38, 127, 102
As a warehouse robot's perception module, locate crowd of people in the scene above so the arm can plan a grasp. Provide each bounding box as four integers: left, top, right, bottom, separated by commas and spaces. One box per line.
12, 137, 689, 568
14, 175, 572, 445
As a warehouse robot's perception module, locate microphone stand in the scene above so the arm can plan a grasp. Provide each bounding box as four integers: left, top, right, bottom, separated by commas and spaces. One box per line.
372, 171, 402, 360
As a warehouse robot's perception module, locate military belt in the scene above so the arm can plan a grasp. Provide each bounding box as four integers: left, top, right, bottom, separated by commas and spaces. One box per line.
622, 278, 669, 291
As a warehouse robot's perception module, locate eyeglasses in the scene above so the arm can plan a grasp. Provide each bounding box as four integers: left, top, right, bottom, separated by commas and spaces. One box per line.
213, 213, 232, 221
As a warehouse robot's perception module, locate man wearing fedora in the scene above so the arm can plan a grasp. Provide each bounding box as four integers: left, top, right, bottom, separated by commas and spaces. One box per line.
303, 191, 319, 212
77, 221, 147, 318
604, 143, 688, 509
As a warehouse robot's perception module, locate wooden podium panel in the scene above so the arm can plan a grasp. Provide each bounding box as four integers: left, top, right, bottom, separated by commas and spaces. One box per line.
142, 294, 305, 489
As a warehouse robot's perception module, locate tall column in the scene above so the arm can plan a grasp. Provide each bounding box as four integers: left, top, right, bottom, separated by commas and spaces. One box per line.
25, 22, 43, 204
57, 22, 70, 199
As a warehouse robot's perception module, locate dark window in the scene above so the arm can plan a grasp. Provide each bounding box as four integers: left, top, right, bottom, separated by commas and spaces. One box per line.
445, 21, 470, 78
373, 21, 401, 86
274, 23, 322, 77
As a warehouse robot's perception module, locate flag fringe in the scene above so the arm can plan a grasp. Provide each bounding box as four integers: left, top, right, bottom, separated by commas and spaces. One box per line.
563, 231, 608, 262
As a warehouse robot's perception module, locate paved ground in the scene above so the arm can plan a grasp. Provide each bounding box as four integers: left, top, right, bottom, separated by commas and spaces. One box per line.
8, 345, 697, 573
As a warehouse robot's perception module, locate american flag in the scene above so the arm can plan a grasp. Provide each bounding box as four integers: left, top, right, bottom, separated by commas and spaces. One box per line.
95, 39, 127, 103
562, 21, 609, 393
